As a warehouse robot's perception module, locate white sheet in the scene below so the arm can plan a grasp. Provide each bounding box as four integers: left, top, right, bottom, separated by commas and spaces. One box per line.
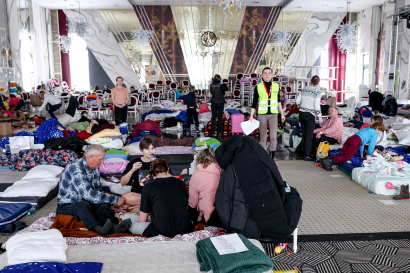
0, 177, 59, 197
0, 240, 272, 272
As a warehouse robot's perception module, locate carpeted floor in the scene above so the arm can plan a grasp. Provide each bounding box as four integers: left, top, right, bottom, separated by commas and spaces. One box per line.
263, 239, 410, 273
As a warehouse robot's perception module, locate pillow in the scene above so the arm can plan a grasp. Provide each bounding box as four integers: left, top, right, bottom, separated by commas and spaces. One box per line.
6, 229, 67, 265
100, 158, 129, 174
87, 127, 122, 140
123, 142, 141, 155
402, 104, 410, 109
106, 149, 129, 156
22, 165, 64, 180
104, 153, 128, 160
0, 178, 59, 197
395, 131, 410, 145
402, 118, 410, 124
390, 123, 410, 130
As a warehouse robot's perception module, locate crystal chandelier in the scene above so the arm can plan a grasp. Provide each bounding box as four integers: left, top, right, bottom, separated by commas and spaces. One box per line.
271, 2, 294, 51
67, 0, 93, 39
219, 0, 242, 21
335, 1, 357, 54
57, 35, 72, 53
131, 29, 153, 48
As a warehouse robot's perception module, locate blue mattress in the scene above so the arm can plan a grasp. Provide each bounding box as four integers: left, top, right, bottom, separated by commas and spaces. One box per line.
0, 203, 31, 229
339, 162, 356, 176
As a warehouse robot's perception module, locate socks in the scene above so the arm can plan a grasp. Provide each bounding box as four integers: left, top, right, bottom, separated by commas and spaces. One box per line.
93, 219, 113, 236
112, 218, 132, 234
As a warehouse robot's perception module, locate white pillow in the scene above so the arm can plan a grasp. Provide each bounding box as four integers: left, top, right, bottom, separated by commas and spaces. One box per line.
395, 130, 410, 145
22, 165, 64, 180
123, 142, 141, 155
6, 229, 67, 265
0, 178, 59, 197
402, 118, 410, 124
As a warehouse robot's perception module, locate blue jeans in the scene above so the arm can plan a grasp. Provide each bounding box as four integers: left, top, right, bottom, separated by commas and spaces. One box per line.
48, 103, 62, 119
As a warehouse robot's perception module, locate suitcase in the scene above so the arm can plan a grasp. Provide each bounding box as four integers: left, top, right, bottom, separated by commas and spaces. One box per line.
231, 113, 244, 135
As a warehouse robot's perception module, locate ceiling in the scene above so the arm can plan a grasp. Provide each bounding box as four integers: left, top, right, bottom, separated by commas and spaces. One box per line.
31, 0, 385, 12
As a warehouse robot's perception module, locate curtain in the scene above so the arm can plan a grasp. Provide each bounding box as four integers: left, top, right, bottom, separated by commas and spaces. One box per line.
58, 10, 71, 88
328, 15, 347, 102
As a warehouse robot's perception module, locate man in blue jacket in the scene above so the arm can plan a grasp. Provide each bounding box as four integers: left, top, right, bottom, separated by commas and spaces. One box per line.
184, 86, 199, 133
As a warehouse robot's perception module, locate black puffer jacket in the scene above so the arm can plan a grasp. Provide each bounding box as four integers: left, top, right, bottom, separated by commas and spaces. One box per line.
215, 135, 302, 243
383, 97, 398, 116
369, 91, 384, 112
44, 137, 88, 155
209, 79, 225, 104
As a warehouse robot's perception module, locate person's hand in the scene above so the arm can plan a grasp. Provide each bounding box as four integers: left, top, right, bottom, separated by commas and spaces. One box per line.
316, 133, 321, 139
115, 197, 125, 207
249, 116, 253, 123
360, 153, 364, 159
132, 162, 142, 172
373, 151, 378, 157
196, 109, 199, 113
281, 115, 285, 123
318, 117, 323, 124
56, 125, 64, 131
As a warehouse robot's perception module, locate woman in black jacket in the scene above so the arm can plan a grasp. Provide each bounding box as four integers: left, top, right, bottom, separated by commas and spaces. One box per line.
209, 74, 225, 138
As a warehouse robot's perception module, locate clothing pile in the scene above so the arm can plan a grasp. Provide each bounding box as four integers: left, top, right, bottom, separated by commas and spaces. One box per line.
131, 120, 161, 138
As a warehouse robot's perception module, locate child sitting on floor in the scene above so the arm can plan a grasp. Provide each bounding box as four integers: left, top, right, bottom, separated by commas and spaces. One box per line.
2, 97, 12, 117
320, 122, 386, 170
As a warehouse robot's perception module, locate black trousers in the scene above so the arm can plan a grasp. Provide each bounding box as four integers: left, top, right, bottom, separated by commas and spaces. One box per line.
311, 134, 338, 156
186, 107, 199, 128
15, 99, 25, 111
48, 103, 62, 120
188, 206, 222, 228
211, 103, 224, 135
299, 112, 316, 154
114, 105, 128, 122
56, 201, 118, 230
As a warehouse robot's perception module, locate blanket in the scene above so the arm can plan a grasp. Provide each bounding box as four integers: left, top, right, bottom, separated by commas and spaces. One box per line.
0, 149, 78, 171
142, 133, 196, 147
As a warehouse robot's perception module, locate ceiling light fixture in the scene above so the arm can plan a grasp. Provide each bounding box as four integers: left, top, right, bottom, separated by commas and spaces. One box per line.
131, 0, 154, 48
67, 0, 93, 39
57, 0, 72, 53
334, 0, 357, 54
271, 1, 294, 51
220, 0, 243, 23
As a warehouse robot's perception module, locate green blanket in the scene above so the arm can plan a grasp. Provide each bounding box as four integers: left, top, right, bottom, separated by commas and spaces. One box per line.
106, 149, 128, 156
196, 234, 273, 273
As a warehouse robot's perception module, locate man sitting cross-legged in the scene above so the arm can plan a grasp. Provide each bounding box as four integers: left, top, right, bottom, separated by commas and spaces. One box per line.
56, 144, 131, 236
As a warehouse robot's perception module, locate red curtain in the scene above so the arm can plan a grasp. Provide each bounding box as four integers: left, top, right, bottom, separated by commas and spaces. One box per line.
328, 15, 347, 102
58, 10, 71, 88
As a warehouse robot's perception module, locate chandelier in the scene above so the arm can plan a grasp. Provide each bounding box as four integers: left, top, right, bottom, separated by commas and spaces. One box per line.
57, 35, 72, 53
68, 17, 93, 39
219, 0, 242, 21
271, 2, 294, 51
335, 0, 357, 54
131, 29, 153, 48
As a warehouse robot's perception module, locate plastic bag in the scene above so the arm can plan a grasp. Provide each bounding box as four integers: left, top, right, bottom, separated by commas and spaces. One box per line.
9, 136, 34, 154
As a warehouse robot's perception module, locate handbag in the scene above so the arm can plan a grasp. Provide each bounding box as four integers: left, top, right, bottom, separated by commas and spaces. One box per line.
206, 85, 218, 98
316, 141, 330, 160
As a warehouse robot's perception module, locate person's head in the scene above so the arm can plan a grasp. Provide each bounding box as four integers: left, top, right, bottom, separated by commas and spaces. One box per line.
39, 91, 46, 98
149, 159, 169, 178
370, 121, 386, 133
279, 89, 286, 98
197, 100, 202, 106
311, 75, 320, 86
110, 119, 122, 126
37, 85, 42, 90
177, 86, 182, 91
262, 67, 273, 82
371, 115, 383, 123
81, 111, 88, 117
328, 106, 339, 118
189, 85, 195, 92
86, 124, 99, 134
104, 85, 108, 90
90, 119, 98, 126
84, 144, 105, 169
130, 86, 135, 92
214, 74, 221, 81
4, 96, 9, 102
196, 147, 217, 169
94, 85, 99, 90
116, 76, 123, 87
139, 137, 156, 159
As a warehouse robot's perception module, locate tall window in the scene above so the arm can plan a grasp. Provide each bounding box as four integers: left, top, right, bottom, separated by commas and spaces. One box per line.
362, 53, 369, 85
69, 36, 90, 91
20, 32, 35, 91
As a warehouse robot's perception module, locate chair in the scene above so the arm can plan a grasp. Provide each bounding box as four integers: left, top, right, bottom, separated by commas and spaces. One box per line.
182, 80, 190, 89
169, 82, 178, 102
143, 91, 153, 110
272, 76, 280, 82
9, 94, 16, 98
233, 89, 242, 104
241, 82, 252, 106
285, 86, 292, 93
164, 80, 173, 98
250, 73, 258, 78
95, 90, 103, 94
148, 83, 155, 90
21, 92, 30, 102
338, 96, 356, 119
152, 90, 161, 105
128, 95, 140, 122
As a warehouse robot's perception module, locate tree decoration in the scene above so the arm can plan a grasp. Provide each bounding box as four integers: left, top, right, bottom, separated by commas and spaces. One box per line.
219, 0, 242, 21
131, 29, 153, 48
335, 21, 357, 54
67, 17, 93, 39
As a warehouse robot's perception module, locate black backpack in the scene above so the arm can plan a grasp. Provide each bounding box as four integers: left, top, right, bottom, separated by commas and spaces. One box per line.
383, 100, 398, 116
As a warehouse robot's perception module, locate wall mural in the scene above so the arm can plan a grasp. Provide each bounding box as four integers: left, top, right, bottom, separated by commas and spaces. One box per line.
134, 5, 187, 79
230, 6, 280, 75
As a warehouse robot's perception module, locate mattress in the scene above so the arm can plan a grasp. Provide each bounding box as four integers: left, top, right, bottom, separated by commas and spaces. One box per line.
0, 240, 273, 273
339, 162, 355, 175
0, 203, 31, 229
0, 183, 59, 209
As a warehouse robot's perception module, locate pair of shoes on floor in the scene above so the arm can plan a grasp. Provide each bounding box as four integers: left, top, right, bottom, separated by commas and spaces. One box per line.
320, 156, 335, 171
0, 221, 26, 236
393, 184, 410, 200
269, 151, 276, 159
303, 154, 315, 161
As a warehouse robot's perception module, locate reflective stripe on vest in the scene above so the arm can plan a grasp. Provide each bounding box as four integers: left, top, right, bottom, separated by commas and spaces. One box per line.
257, 82, 279, 114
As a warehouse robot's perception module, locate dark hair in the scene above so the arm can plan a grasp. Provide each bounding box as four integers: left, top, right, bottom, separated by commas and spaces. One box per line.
116, 76, 123, 82
214, 74, 221, 80
262, 67, 272, 74
91, 124, 100, 134
37, 85, 42, 89
114, 119, 122, 126
177, 86, 182, 90
94, 85, 99, 90
371, 115, 383, 123
311, 75, 320, 85
139, 137, 156, 151
81, 111, 88, 116
370, 121, 386, 131
197, 100, 202, 105
189, 85, 195, 92
130, 86, 135, 90
149, 159, 169, 177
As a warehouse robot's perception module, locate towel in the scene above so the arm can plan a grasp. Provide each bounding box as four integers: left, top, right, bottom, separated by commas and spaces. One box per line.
196, 233, 273, 273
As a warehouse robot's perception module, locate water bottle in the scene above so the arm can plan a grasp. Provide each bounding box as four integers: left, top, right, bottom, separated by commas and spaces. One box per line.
27, 206, 37, 215
151, 153, 156, 161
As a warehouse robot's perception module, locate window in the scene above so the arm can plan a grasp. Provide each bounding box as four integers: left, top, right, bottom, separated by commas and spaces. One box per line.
20, 32, 35, 91
69, 36, 90, 91
362, 53, 369, 85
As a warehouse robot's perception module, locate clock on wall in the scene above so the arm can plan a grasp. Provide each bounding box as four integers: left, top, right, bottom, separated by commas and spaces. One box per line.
201, 31, 217, 47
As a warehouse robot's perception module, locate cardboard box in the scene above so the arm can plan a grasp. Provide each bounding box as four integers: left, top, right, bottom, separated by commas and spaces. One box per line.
0, 118, 13, 136
30, 94, 43, 106
19, 112, 29, 120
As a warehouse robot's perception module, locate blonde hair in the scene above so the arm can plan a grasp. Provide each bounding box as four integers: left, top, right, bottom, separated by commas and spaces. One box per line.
196, 147, 217, 169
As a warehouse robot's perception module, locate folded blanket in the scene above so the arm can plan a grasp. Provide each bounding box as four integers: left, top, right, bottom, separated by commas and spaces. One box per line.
196, 233, 273, 273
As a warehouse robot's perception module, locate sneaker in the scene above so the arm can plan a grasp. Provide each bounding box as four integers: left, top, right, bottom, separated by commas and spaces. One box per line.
303, 154, 315, 161
393, 185, 410, 200
320, 157, 334, 171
